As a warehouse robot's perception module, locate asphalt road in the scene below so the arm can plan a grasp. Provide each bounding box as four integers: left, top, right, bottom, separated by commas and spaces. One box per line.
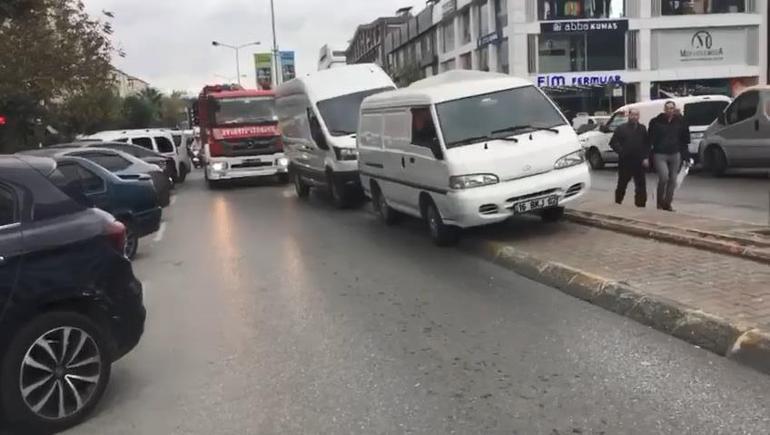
589, 168, 770, 224
66, 172, 770, 435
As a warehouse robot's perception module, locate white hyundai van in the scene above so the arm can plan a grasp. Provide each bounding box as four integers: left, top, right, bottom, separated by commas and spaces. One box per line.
357, 71, 590, 245
276, 64, 396, 207
579, 95, 731, 169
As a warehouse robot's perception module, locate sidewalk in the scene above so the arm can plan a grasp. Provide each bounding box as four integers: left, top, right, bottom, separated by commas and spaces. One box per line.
464, 204, 770, 374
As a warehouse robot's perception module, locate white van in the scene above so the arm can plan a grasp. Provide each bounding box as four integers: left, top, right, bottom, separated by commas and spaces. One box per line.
357, 71, 591, 245
579, 95, 732, 169
83, 129, 191, 182
276, 64, 396, 207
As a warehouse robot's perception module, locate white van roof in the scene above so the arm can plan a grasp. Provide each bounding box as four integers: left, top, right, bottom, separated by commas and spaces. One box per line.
276, 63, 395, 102
84, 129, 173, 141
617, 95, 731, 114
361, 71, 532, 110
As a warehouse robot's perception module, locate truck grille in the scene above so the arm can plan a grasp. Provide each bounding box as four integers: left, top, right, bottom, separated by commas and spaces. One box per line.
222, 137, 280, 156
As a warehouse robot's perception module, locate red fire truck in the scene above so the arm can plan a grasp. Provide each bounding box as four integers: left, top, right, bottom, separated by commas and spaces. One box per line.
194, 84, 288, 188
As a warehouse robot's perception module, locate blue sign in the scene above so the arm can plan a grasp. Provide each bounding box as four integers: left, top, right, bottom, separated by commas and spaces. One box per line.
537, 74, 624, 88
477, 31, 503, 49
280, 51, 295, 82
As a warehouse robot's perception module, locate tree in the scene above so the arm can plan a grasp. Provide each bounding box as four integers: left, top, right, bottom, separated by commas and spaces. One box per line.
122, 96, 156, 129
391, 63, 423, 88
159, 91, 189, 128
53, 86, 123, 137
0, 0, 115, 150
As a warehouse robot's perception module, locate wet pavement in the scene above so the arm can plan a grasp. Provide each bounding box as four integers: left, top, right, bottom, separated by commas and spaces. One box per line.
67, 172, 770, 435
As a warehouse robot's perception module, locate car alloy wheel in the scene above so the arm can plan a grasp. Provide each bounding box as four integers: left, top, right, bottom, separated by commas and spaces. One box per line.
124, 227, 138, 260
19, 327, 103, 421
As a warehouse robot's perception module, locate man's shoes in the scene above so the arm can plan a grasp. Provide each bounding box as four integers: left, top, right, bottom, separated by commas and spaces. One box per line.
662, 205, 675, 212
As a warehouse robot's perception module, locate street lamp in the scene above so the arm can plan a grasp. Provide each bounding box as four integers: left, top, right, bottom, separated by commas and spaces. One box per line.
211, 40, 261, 86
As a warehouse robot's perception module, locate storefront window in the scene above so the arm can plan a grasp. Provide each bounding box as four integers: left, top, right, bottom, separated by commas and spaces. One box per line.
538, 30, 624, 73
661, 0, 746, 15
539, 0, 625, 20
497, 39, 510, 74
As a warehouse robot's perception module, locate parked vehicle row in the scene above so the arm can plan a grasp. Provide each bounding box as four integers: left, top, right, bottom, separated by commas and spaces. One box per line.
0, 155, 146, 433
272, 67, 590, 245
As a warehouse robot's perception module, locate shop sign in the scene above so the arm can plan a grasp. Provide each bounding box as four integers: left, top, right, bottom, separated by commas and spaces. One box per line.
477, 31, 502, 48
442, 0, 456, 17
653, 27, 748, 69
540, 20, 628, 34
537, 74, 624, 88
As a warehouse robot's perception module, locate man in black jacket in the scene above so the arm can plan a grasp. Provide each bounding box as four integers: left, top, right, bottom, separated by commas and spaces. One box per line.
609, 108, 650, 207
648, 101, 690, 211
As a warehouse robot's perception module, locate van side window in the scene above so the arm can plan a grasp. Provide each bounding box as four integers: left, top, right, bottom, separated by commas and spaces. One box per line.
155, 136, 175, 153
727, 91, 759, 124
0, 185, 17, 227
132, 137, 154, 150
411, 108, 438, 148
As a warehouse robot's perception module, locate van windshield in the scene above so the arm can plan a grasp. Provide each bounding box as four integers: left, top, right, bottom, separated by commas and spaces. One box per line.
212, 96, 276, 126
684, 101, 730, 126
436, 86, 566, 149
317, 87, 394, 136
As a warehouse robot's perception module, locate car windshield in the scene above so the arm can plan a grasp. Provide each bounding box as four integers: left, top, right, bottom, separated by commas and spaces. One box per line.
436, 86, 566, 148
317, 87, 394, 136
684, 101, 730, 126
212, 96, 276, 125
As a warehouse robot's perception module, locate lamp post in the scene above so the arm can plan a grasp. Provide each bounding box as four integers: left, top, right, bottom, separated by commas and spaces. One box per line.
269, 0, 280, 88
211, 40, 261, 86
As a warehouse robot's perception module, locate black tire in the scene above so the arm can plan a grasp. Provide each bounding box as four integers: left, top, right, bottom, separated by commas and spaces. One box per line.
177, 164, 188, 183
587, 148, 604, 170
0, 311, 112, 434
706, 146, 727, 177
205, 175, 221, 190
123, 224, 139, 260
293, 171, 310, 199
424, 199, 459, 246
540, 206, 565, 223
372, 184, 398, 226
277, 173, 290, 184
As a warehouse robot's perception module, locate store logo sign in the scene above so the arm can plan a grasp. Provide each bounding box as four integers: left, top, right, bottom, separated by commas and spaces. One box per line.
541, 20, 628, 34
537, 74, 623, 88
680, 30, 723, 62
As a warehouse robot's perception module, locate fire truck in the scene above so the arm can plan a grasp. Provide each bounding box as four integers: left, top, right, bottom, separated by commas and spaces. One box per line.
193, 84, 288, 188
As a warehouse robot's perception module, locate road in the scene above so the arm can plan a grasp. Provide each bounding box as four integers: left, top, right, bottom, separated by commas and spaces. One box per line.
68, 172, 770, 435
590, 168, 770, 224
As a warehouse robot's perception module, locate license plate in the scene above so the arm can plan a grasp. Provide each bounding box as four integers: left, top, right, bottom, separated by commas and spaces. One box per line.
243, 158, 262, 165
513, 195, 559, 214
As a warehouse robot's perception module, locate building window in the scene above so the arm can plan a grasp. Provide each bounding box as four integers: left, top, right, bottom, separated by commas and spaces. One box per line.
538, 29, 625, 73
478, 0, 490, 37
478, 47, 490, 71
661, 0, 746, 15
495, 0, 508, 29
538, 0, 625, 20
497, 39, 510, 74
527, 35, 538, 74
627, 30, 638, 70
461, 9, 471, 44
441, 21, 455, 53
441, 59, 456, 72
460, 52, 473, 69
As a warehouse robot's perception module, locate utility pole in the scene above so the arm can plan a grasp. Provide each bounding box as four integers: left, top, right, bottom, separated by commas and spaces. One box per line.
212, 41, 261, 86
270, 0, 280, 88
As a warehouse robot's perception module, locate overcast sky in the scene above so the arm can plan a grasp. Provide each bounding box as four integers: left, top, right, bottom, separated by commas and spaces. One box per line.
85, 0, 426, 95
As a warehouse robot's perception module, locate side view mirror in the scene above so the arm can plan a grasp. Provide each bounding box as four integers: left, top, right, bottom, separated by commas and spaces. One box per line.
717, 112, 726, 125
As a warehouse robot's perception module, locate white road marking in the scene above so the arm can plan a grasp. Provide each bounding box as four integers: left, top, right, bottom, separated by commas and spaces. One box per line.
170, 196, 177, 206
153, 222, 167, 243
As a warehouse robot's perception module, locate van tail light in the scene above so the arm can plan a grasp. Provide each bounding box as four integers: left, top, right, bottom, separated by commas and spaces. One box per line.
106, 220, 127, 254
209, 139, 224, 157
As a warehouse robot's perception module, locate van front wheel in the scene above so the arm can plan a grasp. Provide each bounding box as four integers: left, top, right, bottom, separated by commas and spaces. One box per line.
706, 146, 727, 177
425, 200, 459, 246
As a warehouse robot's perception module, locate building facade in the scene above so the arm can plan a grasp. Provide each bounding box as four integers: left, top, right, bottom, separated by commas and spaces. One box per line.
318, 44, 347, 70
111, 68, 149, 97
384, 3, 440, 84
345, 15, 411, 69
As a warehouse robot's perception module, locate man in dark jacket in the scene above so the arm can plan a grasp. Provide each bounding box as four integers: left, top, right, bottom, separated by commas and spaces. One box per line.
610, 108, 650, 207
648, 101, 690, 211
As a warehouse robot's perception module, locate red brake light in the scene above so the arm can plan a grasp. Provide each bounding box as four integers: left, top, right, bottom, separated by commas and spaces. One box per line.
107, 220, 127, 254
209, 139, 224, 157
0, 116, 6, 126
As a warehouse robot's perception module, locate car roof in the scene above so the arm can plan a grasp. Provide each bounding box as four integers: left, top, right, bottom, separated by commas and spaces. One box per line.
0, 154, 57, 175
361, 71, 533, 110
277, 63, 395, 102
618, 95, 732, 113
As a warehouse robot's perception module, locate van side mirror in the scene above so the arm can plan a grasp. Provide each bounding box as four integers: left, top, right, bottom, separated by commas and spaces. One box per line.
429, 137, 443, 160
307, 109, 329, 150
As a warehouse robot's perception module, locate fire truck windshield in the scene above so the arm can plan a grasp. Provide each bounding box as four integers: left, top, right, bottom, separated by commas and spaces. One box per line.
212, 96, 276, 126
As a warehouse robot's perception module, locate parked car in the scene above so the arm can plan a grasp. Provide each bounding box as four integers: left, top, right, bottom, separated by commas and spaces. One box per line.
276, 63, 396, 207
81, 129, 191, 183
50, 141, 177, 185
572, 114, 610, 134
0, 155, 145, 433
16, 151, 162, 259
167, 129, 194, 178
357, 70, 590, 245
579, 95, 732, 169
700, 86, 770, 176
22, 147, 172, 208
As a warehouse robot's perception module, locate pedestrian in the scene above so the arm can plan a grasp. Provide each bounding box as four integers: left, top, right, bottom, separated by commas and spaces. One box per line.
648, 101, 690, 211
609, 108, 649, 207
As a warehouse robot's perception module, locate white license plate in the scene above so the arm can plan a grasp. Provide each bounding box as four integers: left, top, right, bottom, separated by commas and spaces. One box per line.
513, 195, 559, 214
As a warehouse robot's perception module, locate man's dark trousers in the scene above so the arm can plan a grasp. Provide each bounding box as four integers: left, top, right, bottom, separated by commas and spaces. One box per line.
616, 159, 647, 207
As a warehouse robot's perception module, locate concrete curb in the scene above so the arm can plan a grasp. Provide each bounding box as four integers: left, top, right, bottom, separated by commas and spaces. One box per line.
564, 210, 770, 266
465, 238, 770, 375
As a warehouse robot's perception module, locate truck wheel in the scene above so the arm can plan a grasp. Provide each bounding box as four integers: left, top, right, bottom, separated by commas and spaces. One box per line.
424, 199, 459, 246
277, 173, 290, 184
0, 312, 112, 434
587, 148, 604, 170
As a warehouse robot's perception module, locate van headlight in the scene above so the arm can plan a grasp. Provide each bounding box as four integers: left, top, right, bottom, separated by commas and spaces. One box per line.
333, 146, 358, 161
211, 162, 228, 171
554, 150, 585, 169
449, 174, 499, 190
